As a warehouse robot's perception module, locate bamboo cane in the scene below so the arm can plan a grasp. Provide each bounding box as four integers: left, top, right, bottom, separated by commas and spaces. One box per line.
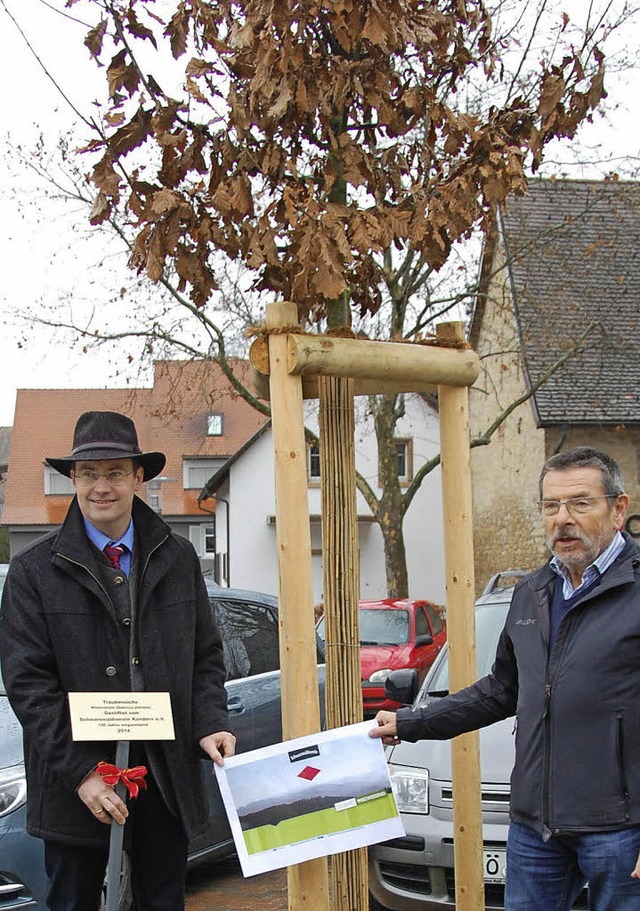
318, 374, 368, 910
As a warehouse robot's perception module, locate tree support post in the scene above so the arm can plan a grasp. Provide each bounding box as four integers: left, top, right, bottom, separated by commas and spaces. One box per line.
266, 301, 330, 910
318, 374, 368, 910
437, 321, 485, 911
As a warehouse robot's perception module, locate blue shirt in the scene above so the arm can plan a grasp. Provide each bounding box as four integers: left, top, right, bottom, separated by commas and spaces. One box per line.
83, 518, 134, 576
550, 530, 625, 599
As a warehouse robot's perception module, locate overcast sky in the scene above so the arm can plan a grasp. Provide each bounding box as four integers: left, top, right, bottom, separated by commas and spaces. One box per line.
0, 0, 638, 426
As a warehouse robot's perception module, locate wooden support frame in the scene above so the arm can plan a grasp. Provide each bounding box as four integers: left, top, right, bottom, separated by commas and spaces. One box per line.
250, 365, 441, 400
251, 331, 480, 394
437, 321, 484, 911
263, 304, 484, 911
266, 302, 330, 911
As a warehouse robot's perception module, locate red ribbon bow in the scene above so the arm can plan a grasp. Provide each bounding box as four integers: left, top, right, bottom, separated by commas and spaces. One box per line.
97, 761, 148, 799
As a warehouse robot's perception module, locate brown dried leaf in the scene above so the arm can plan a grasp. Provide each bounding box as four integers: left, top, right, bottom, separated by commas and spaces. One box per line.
313, 258, 348, 300
107, 50, 141, 98
146, 227, 165, 281
186, 57, 215, 77
126, 8, 158, 48
84, 20, 107, 59
166, 5, 189, 58
105, 111, 126, 128
109, 107, 153, 158
150, 188, 183, 215
92, 155, 121, 197
361, 4, 392, 47
537, 72, 566, 116
89, 191, 111, 225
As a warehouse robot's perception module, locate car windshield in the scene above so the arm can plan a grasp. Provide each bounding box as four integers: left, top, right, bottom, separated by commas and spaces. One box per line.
418, 600, 510, 701
358, 608, 410, 646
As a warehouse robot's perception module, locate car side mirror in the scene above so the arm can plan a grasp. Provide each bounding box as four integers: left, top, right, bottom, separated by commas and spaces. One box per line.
385, 668, 419, 705
413, 633, 433, 648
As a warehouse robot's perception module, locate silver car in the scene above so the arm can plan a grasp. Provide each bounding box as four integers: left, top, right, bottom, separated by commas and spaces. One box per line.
368, 573, 588, 911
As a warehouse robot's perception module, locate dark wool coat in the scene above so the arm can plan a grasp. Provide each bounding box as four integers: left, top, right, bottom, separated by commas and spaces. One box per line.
0, 496, 229, 846
396, 535, 640, 838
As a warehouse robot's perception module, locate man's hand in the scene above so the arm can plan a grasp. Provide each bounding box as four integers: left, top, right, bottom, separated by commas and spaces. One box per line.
199, 731, 236, 766
77, 770, 128, 826
369, 711, 400, 746
631, 848, 640, 879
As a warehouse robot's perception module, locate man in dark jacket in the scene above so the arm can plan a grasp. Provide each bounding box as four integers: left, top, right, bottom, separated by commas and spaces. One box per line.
371, 446, 640, 910
0, 411, 235, 911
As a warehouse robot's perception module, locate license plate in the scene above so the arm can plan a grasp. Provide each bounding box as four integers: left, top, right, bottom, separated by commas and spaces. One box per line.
483, 848, 507, 883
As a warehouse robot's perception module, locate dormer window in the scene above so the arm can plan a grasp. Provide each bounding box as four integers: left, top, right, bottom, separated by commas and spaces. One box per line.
207, 413, 223, 436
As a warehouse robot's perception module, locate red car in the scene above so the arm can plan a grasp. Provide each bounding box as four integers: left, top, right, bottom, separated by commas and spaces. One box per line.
316, 599, 447, 715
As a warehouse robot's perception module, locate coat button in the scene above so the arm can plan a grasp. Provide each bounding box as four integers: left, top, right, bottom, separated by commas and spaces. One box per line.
122, 617, 131, 627
131, 657, 140, 666
106, 666, 117, 676
114, 575, 125, 586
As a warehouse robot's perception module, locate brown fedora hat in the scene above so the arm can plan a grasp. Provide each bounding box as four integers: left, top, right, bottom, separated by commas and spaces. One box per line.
46, 411, 166, 482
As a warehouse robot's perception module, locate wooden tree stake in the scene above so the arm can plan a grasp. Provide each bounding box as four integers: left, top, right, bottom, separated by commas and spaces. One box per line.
266, 301, 330, 911
437, 320, 485, 911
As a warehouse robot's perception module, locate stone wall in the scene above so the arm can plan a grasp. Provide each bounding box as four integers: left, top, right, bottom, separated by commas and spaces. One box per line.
469, 250, 547, 592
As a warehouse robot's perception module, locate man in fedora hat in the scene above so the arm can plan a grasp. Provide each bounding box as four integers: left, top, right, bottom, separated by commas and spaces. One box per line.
0, 411, 235, 911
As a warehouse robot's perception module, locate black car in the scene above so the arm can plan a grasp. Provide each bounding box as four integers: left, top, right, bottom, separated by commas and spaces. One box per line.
0, 577, 325, 909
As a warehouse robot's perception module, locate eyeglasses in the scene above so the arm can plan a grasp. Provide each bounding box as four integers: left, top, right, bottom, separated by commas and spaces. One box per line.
74, 469, 135, 487
538, 495, 617, 517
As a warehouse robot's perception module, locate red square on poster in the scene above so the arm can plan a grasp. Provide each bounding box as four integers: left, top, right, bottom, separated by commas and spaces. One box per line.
298, 765, 320, 781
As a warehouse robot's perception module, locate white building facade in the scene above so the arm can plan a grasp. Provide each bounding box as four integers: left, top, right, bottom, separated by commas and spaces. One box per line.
208, 393, 446, 605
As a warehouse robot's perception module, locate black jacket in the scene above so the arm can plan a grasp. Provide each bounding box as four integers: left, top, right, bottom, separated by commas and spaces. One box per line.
0, 496, 229, 846
397, 535, 640, 837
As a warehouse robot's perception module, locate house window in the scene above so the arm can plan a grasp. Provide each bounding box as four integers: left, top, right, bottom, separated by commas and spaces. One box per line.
207, 413, 223, 436
395, 438, 413, 485
44, 466, 75, 496
147, 480, 163, 513
189, 520, 216, 558
183, 458, 226, 490
307, 443, 321, 483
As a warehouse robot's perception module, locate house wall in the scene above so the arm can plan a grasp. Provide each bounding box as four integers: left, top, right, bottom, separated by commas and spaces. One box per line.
352, 396, 445, 604
469, 248, 548, 592
221, 395, 446, 605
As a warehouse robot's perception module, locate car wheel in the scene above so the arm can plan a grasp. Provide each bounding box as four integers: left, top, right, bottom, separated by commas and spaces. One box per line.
101, 849, 133, 911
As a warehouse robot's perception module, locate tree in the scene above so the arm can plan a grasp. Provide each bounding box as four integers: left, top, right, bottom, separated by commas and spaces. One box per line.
6, 0, 637, 595
75, 0, 610, 308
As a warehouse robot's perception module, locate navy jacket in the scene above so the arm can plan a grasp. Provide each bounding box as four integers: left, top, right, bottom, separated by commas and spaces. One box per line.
397, 535, 640, 837
0, 496, 229, 846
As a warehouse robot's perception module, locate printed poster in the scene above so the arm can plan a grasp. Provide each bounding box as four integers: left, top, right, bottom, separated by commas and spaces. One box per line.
215, 720, 404, 876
